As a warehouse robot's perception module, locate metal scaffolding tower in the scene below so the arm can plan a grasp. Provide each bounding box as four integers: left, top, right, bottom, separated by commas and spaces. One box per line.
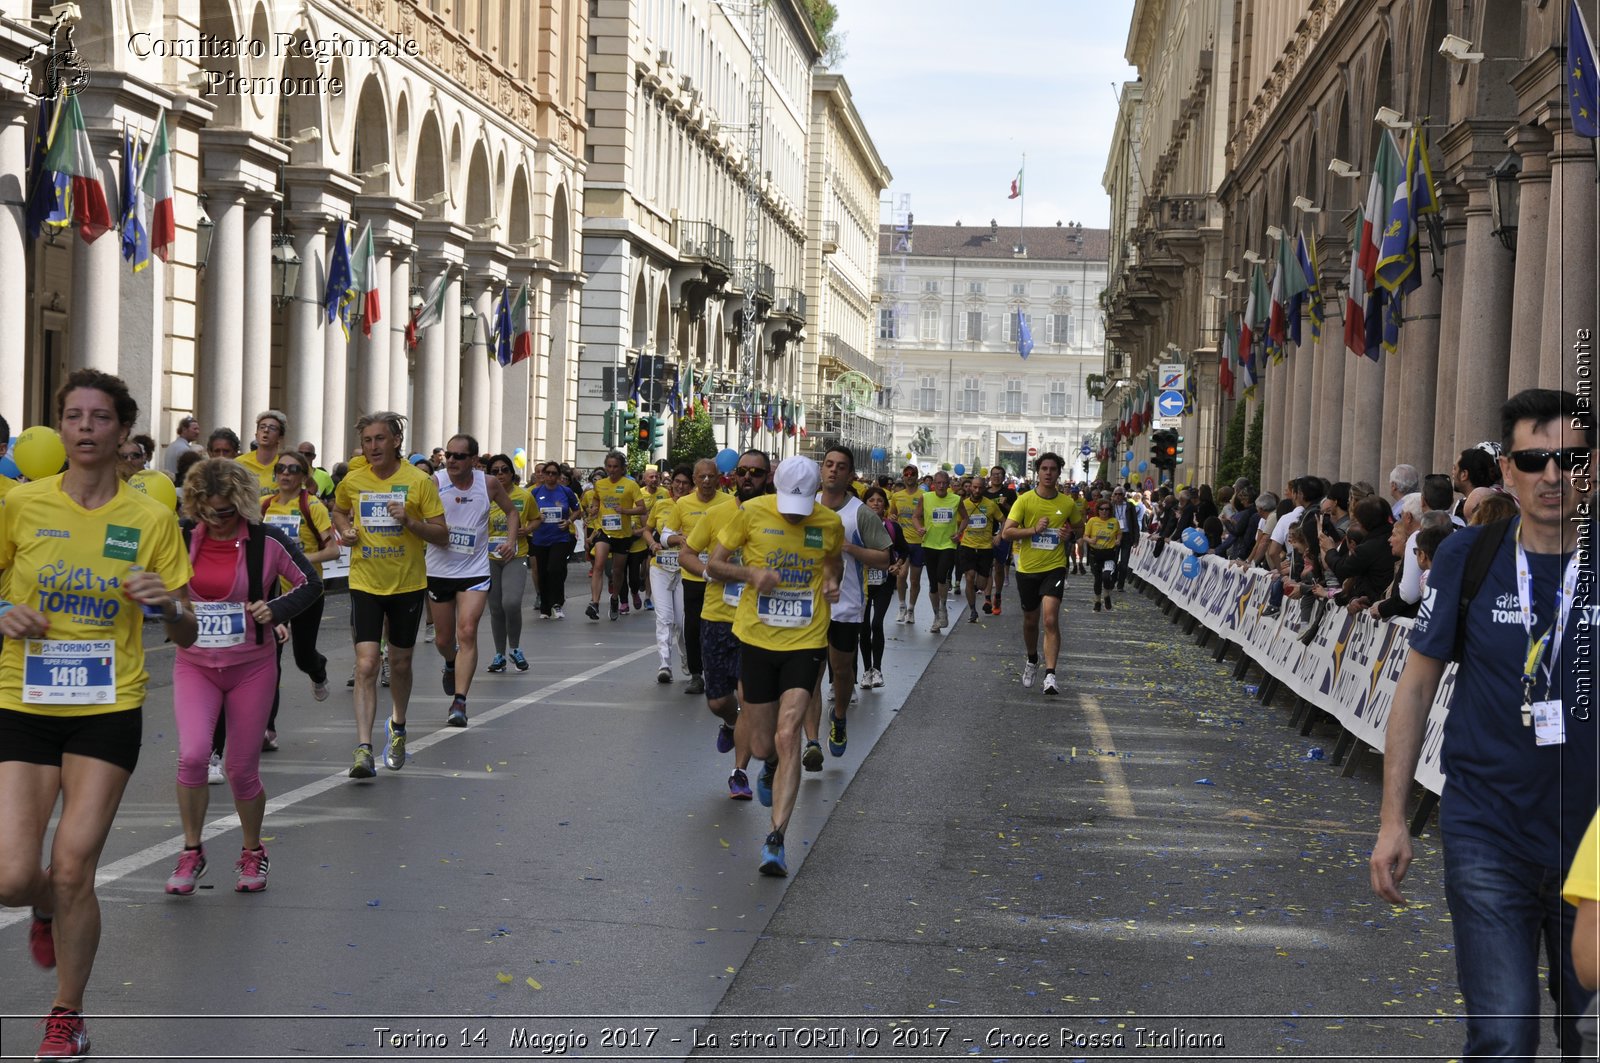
718, 0, 768, 452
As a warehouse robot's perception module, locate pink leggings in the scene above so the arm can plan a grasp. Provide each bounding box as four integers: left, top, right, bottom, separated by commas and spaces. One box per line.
172, 652, 277, 798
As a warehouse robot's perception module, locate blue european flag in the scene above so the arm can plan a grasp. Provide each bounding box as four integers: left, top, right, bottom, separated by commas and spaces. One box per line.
1571, 0, 1598, 137
119, 125, 150, 271
1016, 310, 1034, 360
323, 222, 353, 337
494, 289, 513, 366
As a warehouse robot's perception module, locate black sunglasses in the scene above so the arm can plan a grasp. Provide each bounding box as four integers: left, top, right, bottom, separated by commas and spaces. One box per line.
444, 450, 475, 461
734, 466, 768, 477
273, 463, 306, 475
1508, 447, 1589, 473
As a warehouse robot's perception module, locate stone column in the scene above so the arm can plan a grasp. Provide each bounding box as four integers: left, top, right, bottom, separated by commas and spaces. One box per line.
1265, 358, 1288, 489
1349, 351, 1386, 488
1505, 124, 1552, 396
388, 244, 412, 419
466, 285, 495, 445
0, 96, 26, 426
547, 279, 575, 461
1395, 245, 1442, 471
198, 186, 245, 434
239, 195, 275, 420
356, 237, 391, 419
1539, 103, 1598, 391
1453, 179, 1515, 451
323, 289, 352, 460
285, 214, 328, 458
1431, 189, 1469, 473
1288, 336, 1314, 480
413, 220, 470, 452
1316, 315, 1346, 479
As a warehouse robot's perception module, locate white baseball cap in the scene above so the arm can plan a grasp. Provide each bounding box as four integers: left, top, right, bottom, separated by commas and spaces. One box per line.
773, 455, 820, 516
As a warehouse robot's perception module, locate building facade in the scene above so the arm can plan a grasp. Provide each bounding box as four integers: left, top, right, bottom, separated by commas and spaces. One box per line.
1105, 0, 1598, 494
0, 0, 587, 464
877, 222, 1108, 479
800, 72, 891, 469
577, 0, 819, 468
1100, 0, 1233, 488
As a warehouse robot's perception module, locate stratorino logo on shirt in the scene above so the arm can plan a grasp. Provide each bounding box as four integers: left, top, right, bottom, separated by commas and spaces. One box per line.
103, 524, 142, 561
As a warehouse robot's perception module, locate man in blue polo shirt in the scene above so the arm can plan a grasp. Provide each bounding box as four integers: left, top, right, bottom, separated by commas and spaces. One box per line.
1371, 388, 1596, 1061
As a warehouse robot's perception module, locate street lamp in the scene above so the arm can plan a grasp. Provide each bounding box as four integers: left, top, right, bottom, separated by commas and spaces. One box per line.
270, 232, 300, 305
196, 203, 214, 270
460, 304, 478, 352
1488, 152, 1520, 252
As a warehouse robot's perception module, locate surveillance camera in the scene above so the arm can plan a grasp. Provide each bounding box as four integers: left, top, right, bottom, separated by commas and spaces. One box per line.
1438, 34, 1485, 63
1375, 106, 1411, 130
1327, 158, 1362, 179
1292, 196, 1320, 214
1265, 225, 1284, 241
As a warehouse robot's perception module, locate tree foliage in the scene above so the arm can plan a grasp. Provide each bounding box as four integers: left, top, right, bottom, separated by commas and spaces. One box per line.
1243, 402, 1264, 491
801, 0, 847, 67
667, 407, 718, 471
1217, 401, 1248, 487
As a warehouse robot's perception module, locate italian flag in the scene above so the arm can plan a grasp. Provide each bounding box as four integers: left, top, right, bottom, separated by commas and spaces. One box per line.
1008, 166, 1022, 200
510, 283, 532, 364
406, 269, 447, 349
138, 108, 175, 261
350, 221, 381, 336
42, 94, 113, 243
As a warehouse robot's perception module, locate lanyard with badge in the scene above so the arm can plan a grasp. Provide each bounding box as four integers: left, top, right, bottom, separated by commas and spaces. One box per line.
1513, 520, 1584, 745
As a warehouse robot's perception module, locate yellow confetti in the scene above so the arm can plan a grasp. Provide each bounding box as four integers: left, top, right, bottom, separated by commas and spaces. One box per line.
525, 977, 542, 989
485, 765, 493, 772
724, 966, 736, 974
496, 972, 513, 984
719, 838, 730, 848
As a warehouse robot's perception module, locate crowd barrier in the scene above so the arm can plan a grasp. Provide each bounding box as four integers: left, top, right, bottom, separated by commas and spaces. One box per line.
1129, 539, 1450, 815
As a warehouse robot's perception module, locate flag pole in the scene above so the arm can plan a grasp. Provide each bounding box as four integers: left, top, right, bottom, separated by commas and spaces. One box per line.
1017, 153, 1026, 252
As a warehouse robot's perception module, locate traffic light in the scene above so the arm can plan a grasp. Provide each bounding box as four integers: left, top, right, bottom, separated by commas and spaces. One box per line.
649, 415, 664, 451
1149, 429, 1169, 469
636, 414, 653, 449
603, 405, 617, 448
618, 405, 637, 445
1173, 430, 1185, 466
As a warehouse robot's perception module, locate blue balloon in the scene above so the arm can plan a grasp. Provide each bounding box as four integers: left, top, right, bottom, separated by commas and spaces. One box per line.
1124, 450, 1134, 461
953, 463, 965, 475
1137, 460, 1148, 473
1182, 528, 1211, 554
0, 455, 17, 479
1120, 465, 1129, 478
1181, 554, 1201, 579
870, 446, 887, 462
715, 447, 739, 474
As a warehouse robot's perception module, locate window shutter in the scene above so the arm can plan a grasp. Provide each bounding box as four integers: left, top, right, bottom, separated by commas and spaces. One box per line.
1044, 316, 1054, 344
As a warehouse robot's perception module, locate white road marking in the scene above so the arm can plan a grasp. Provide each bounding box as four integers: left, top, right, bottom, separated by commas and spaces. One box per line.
0, 645, 655, 931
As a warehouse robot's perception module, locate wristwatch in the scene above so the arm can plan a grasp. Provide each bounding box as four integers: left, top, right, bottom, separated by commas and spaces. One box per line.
161, 597, 187, 624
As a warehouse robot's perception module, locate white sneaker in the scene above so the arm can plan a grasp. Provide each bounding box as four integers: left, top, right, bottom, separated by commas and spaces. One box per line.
207, 752, 224, 785
1021, 661, 1037, 689
311, 680, 329, 702
552, 606, 566, 620
860, 669, 873, 689
871, 668, 885, 688
895, 606, 907, 624
1042, 672, 1060, 696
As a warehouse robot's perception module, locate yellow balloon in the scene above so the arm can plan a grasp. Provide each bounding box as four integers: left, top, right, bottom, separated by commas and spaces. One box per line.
512, 453, 527, 469
128, 469, 178, 511
12, 425, 66, 480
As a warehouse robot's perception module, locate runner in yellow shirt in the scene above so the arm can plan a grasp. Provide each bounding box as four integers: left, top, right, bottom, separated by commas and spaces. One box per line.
679, 451, 766, 798
666, 459, 734, 697
1000, 452, 1083, 696
0, 369, 198, 1062
1083, 498, 1122, 613
708, 455, 842, 877
640, 466, 692, 681
955, 475, 1004, 624
585, 451, 648, 620
890, 465, 924, 623
234, 409, 289, 494
910, 469, 960, 632
329, 411, 447, 779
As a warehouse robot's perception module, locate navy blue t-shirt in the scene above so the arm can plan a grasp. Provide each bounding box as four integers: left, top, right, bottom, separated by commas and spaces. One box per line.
1409, 519, 1598, 866
530, 484, 580, 546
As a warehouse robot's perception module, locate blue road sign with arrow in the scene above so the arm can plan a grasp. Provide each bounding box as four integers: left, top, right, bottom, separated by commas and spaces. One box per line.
1156, 390, 1186, 418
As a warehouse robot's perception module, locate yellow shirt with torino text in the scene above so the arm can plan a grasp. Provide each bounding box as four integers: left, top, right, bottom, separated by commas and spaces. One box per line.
592, 476, 644, 538
334, 461, 444, 595
670, 491, 734, 584
0, 476, 192, 715
719, 494, 844, 652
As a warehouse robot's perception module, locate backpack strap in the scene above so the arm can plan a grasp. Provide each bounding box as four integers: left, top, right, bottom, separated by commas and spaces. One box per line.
297, 489, 326, 548
246, 523, 267, 645
1452, 516, 1514, 663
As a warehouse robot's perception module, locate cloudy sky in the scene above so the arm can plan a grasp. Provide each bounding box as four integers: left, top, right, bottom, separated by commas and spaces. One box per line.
833, 0, 1140, 230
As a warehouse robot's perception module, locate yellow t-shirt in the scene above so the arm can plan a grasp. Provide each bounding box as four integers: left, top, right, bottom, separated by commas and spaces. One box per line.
892, 488, 923, 544
958, 496, 1004, 550
262, 493, 333, 556
592, 476, 644, 538
490, 484, 536, 559
1564, 812, 1600, 907
0, 476, 193, 715
235, 451, 278, 494
1007, 490, 1083, 574
0, 473, 17, 501
685, 499, 744, 622
719, 494, 844, 652
1084, 515, 1121, 551
670, 492, 734, 584
333, 461, 444, 595
646, 496, 682, 571
851, 481, 868, 498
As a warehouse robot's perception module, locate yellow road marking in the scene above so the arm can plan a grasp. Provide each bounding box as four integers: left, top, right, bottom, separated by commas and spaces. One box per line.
1077, 691, 1136, 817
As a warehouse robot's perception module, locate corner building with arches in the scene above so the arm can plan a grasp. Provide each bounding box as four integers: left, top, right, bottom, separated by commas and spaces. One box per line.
0, 0, 587, 463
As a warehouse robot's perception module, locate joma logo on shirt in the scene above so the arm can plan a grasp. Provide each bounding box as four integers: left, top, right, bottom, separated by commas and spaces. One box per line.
34, 528, 69, 538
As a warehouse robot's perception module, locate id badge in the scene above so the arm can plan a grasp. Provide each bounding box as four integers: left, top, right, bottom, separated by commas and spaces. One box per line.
22, 639, 117, 705
601, 513, 623, 533
1532, 700, 1565, 747
193, 601, 247, 648
448, 526, 478, 554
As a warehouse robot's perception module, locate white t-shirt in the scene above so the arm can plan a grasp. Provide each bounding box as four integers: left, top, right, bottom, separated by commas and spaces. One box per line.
1270, 505, 1304, 547
1398, 529, 1423, 604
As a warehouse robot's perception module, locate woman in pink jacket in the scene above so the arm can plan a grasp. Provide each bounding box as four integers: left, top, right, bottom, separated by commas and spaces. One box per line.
166, 460, 322, 895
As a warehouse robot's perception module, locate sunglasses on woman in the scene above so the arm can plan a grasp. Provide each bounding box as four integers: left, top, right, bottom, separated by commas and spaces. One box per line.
1507, 447, 1589, 473
273, 463, 305, 476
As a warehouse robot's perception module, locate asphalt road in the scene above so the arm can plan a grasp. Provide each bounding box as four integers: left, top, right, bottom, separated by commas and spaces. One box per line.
1, 563, 1502, 1061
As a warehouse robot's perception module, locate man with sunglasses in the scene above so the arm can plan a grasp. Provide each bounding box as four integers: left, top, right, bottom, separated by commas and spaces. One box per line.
530, 462, 581, 620
679, 450, 768, 798
1372, 388, 1596, 1061
708, 455, 843, 876
236, 409, 289, 495
585, 451, 648, 621
426, 435, 520, 731
664, 459, 734, 694
1000, 452, 1082, 696
1108, 485, 1141, 591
